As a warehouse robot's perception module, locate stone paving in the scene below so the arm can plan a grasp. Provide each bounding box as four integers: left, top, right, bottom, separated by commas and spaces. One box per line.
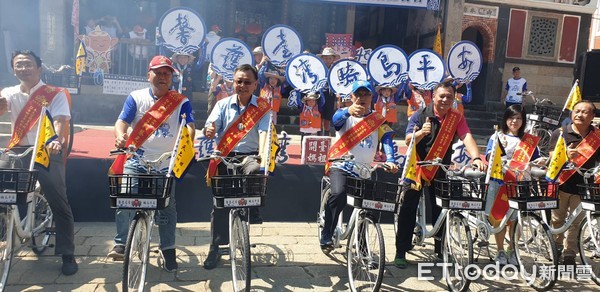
4, 222, 599, 291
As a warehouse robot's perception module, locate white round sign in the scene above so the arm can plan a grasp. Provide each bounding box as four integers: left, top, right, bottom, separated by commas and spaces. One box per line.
262, 25, 303, 67
159, 7, 206, 55
285, 53, 328, 92
367, 45, 409, 86
210, 38, 254, 81
328, 59, 368, 95
407, 49, 445, 90
447, 41, 483, 83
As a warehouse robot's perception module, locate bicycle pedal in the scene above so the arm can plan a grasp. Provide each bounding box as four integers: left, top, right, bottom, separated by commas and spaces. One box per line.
45, 227, 57, 236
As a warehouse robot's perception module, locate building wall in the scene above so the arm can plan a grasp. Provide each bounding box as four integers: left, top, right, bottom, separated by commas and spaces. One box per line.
40, 0, 69, 67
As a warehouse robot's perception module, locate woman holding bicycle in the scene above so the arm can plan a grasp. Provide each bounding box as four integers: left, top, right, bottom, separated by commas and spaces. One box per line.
110, 56, 195, 272
394, 79, 485, 268
548, 100, 600, 266
320, 80, 398, 253
485, 105, 541, 266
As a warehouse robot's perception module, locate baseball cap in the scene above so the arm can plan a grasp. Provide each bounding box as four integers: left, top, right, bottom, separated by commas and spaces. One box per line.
148, 55, 175, 71
351, 80, 374, 94
512, 66, 520, 72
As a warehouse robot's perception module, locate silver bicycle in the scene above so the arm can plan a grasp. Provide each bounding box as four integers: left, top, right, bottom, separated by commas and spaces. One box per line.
521, 91, 562, 157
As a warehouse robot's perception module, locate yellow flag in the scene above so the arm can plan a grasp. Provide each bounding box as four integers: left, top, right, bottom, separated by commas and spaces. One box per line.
433, 23, 443, 56
485, 135, 504, 184
172, 125, 194, 179
261, 123, 280, 174
563, 81, 582, 112
401, 129, 421, 191
35, 110, 58, 169
75, 41, 87, 76
546, 132, 567, 182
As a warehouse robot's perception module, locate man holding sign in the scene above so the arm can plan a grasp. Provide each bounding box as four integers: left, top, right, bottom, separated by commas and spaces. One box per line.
110, 55, 195, 272
394, 79, 485, 268
0, 50, 77, 275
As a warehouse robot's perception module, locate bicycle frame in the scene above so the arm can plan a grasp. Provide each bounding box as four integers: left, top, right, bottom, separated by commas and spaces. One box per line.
9, 191, 48, 241
412, 189, 450, 247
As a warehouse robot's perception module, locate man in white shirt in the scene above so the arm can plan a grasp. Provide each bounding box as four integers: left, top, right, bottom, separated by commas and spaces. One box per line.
503, 67, 529, 108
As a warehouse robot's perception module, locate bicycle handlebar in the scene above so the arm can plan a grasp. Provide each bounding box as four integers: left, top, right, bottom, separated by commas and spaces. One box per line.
0, 147, 35, 159
109, 147, 172, 166
502, 161, 547, 179
415, 157, 484, 180
562, 162, 600, 181
196, 151, 261, 170
328, 154, 392, 172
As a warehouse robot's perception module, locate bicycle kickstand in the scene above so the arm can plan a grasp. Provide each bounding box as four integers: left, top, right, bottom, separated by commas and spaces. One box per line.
474, 240, 493, 263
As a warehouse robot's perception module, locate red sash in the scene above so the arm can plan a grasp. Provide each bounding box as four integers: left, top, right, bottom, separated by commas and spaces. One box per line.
557, 128, 600, 184
206, 98, 271, 184
109, 91, 186, 174
489, 133, 540, 224
420, 109, 462, 182
7, 85, 62, 148
324, 112, 386, 174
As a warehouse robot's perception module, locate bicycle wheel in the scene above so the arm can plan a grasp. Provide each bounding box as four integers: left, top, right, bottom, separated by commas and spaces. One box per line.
579, 214, 600, 285
31, 191, 53, 255
531, 128, 552, 157
347, 214, 384, 292
0, 206, 14, 291
443, 212, 473, 292
122, 212, 150, 292
230, 209, 251, 292
512, 212, 557, 291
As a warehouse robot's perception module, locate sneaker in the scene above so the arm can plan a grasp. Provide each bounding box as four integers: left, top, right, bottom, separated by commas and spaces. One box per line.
204, 246, 221, 270
320, 232, 334, 254
394, 255, 407, 269
61, 255, 78, 276
107, 245, 125, 260
507, 250, 518, 266
161, 248, 178, 272
495, 251, 508, 266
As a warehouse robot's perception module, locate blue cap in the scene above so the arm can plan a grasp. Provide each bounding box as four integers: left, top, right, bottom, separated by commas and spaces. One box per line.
351, 80, 374, 94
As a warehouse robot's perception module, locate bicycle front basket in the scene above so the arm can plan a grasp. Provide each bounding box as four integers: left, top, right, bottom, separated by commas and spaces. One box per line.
434, 179, 487, 210
345, 176, 401, 213
211, 174, 268, 209
506, 180, 558, 210
532, 104, 562, 126
0, 168, 38, 205
578, 183, 600, 211
108, 174, 173, 210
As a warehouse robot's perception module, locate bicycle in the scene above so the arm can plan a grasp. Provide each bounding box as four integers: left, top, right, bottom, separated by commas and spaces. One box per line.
198, 151, 268, 292
316, 154, 398, 291
521, 91, 563, 157
401, 158, 485, 292
108, 148, 173, 292
0, 147, 54, 291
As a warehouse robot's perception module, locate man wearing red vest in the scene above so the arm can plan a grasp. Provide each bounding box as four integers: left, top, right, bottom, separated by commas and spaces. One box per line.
0, 50, 77, 275
549, 101, 600, 266
394, 79, 485, 268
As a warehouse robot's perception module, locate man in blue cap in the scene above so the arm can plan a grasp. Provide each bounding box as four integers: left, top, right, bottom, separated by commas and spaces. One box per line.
320, 80, 399, 253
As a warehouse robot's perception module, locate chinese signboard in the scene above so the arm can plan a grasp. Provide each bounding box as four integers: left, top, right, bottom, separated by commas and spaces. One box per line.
158, 7, 206, 55
302, 136, 332, 165
262, 24, 303, 67
210, 38, 254, 81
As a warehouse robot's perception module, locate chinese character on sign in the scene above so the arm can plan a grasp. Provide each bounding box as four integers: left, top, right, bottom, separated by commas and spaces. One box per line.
195, 137, 215, 158
457, 45, 474, 75
302, 136, 331, 165
273, 29, 292, 59
277, 131, 290, 164
168, 13, 195, 46
293, 58, 318, 85
377, 51, 401, 78
451, 141, 471, 167
355, 47, 372, 65
221, 44, 244, 71
336, 62, 359, 87
417, 54, 435, 82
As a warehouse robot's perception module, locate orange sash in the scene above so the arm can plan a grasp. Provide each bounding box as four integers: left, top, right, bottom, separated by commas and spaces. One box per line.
374, 97, 397, 123
489, 133, 540, 224
324, 112, 386, 174
299, 106, 321, 131
109, 91, 186, 174
557, 128, 600, 184
206, 98, 271, 183
7, 85, 62, 148
260, 85, 281, 112
420, 109, 462, 182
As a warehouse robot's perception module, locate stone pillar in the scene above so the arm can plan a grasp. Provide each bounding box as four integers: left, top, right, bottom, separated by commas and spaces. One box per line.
443, 0, 464, 59
39, 0, 68, 66
346, 5, 356, 34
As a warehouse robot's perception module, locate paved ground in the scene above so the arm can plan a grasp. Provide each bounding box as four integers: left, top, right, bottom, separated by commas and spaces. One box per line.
4, 221, 599, 291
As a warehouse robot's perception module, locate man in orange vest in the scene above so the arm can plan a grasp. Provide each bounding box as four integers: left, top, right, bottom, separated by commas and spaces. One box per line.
0, 50, 78, 275
394, 79, 485, 268
549, 101, 600, 266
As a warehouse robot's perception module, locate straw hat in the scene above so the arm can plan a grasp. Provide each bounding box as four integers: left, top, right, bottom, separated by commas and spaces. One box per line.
171, 51, 195, 64
302, 92, 320, 102
317, 47, 339, 58
375, 83, 398, 95
253, 46, 264, 55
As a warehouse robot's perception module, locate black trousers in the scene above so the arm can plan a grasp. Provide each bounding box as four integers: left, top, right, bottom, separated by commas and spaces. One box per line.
209, 156, 260, 246
322, 168, 347, 238
395, 183, 443, 256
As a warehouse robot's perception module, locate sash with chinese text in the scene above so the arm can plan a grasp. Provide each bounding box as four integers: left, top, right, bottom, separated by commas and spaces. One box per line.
420, 109, 462, 182
109, 91, 186, 174
206, 98, 271, 184
324, 112, 386, 174
557, 128, 600, 184
489, 133, 540, 225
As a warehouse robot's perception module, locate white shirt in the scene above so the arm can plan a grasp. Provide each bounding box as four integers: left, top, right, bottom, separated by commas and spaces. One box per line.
1, 81, 70, 146
331, 115, 379, 178
505, 78, 527, 103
